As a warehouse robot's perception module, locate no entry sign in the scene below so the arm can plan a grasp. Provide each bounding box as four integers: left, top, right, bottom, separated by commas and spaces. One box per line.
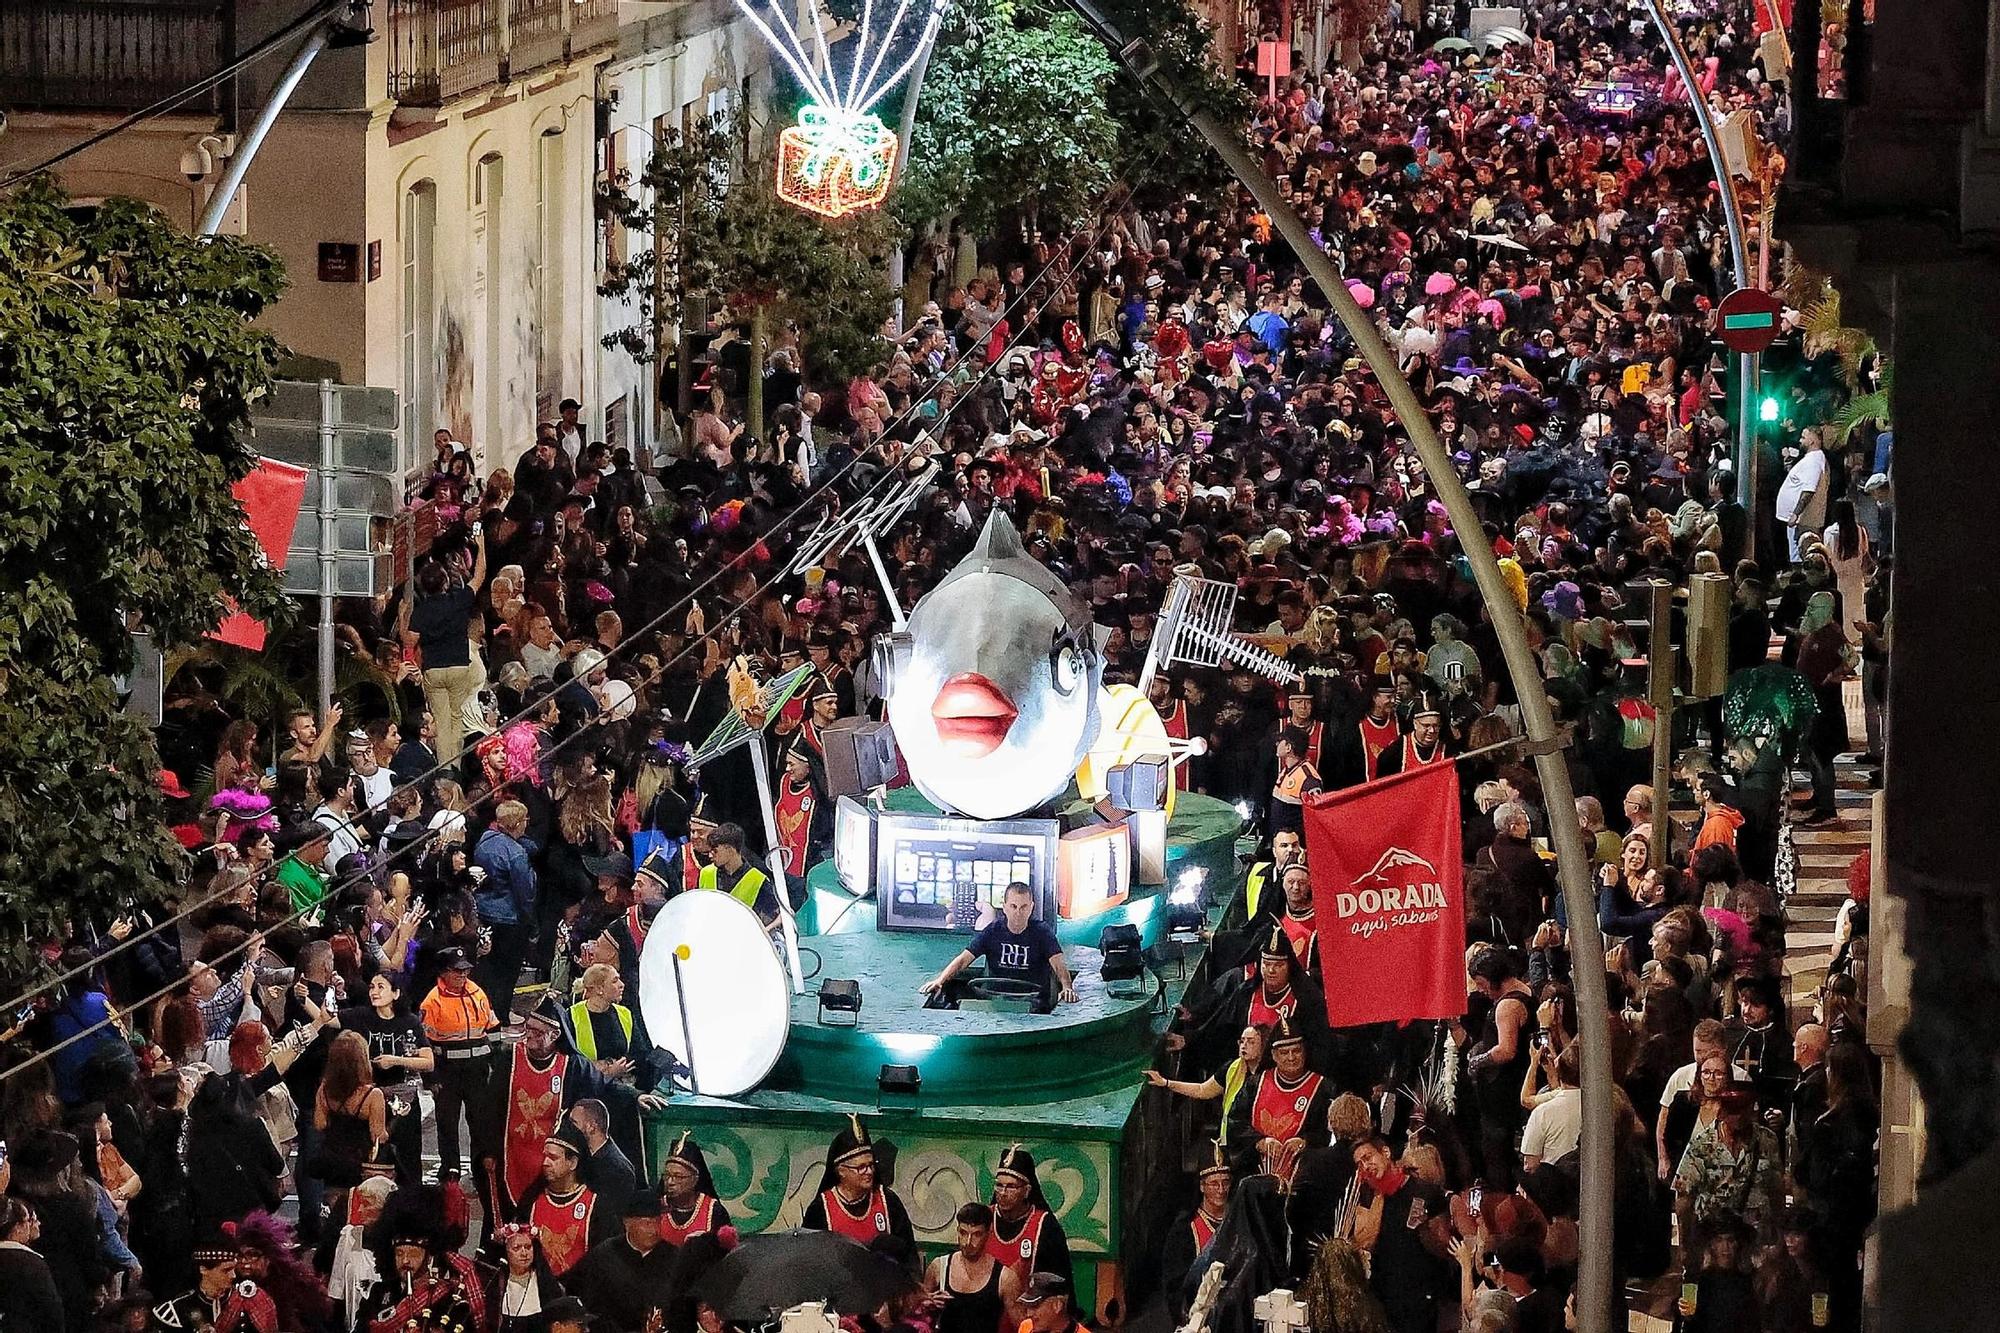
1715, 287, 1783, 354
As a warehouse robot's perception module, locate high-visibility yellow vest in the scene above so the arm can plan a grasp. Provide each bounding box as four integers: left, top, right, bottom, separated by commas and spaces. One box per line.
569, 1000, 633, 1061
1243, 861, 1274, 921
698, 862, 768, 913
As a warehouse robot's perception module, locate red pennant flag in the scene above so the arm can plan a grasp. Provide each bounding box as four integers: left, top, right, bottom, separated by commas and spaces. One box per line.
210, 457, 310, 651
1302, 763, 1466, 1027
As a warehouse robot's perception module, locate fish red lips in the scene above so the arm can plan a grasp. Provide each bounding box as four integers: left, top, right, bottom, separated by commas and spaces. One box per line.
931, 674, 1019, 758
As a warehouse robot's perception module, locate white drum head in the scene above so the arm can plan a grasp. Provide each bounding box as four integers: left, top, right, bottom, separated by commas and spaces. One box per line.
638, 890, 791, 1096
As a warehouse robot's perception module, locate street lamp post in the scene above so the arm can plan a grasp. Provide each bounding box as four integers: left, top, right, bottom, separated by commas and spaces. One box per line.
1052, 7, 1618, 1330
1640, 0, 1761, 521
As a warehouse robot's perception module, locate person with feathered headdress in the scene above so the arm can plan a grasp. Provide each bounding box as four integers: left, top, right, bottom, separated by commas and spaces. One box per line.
230, 1211, 332, 1333
1298, 1237, 1392, 1333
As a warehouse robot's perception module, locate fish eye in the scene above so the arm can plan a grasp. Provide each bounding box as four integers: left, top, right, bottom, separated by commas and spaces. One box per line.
1051, 634, 1084, 695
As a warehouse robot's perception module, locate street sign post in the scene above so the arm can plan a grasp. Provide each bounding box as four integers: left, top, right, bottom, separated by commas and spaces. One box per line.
1715, 286, 1783, 354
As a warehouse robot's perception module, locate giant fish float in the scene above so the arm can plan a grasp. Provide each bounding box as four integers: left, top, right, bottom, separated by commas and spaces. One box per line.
882, 510, 1105, 820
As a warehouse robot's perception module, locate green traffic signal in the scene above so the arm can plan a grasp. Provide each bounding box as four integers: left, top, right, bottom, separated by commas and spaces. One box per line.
1758, 395, 1780, 423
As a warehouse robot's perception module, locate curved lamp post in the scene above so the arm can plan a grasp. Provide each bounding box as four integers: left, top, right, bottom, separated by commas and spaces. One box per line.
1054, 6, 1618, 1329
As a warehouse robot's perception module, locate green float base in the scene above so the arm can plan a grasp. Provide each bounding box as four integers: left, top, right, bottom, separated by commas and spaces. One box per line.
643, 792, 1243, 1320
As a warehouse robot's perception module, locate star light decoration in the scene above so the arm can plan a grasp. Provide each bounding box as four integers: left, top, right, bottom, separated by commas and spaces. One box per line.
731, 0, 948, 217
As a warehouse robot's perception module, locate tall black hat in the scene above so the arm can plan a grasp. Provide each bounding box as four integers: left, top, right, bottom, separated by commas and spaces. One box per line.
663, 1130, 720, 1200
1269, 1016, 1307, 1051
1198, 1137, 1232, 1181
814, 1113, 882, 1194
993, 1142, 1052, 1210
547, 1119, 590, 1162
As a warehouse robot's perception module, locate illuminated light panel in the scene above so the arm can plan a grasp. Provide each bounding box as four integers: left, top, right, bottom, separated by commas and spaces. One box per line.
778, 104, 899, 218
728, 0, 945, 217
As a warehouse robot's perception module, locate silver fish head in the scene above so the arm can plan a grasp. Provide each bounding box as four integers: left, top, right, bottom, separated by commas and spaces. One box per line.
887, 511, 1102, 819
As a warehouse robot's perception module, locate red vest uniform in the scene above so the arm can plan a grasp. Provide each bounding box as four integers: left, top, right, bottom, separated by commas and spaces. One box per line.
659, 1195, 719, 1246
1190, 1209, 1222, 1251
531, 1185, 598, 1276
1360, 716, 1400, 780
1249, 1069, 1325, 1184
802, 720, 829, 759
986, 1207, 1049, 1280
1397, 736, 1448, 770
682, 844, 703, 893
624, 904, 651, 953
819, 1186, 893, 1243
1247, 984, 1299, 1030
1278, 912, 1317, 968
503, 1048, 568, 1209
775, 778, 818, 874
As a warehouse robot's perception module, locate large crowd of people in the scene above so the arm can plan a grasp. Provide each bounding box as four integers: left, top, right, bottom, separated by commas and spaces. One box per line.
0, 2, 1889, 1332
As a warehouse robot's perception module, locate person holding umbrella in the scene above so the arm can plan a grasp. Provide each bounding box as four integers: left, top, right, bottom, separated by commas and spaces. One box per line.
986, 1145, 1074, 1287
800, 1116, 914, 1250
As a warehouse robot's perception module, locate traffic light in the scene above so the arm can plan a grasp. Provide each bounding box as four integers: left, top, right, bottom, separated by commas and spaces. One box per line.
1759, 394, 1781, 423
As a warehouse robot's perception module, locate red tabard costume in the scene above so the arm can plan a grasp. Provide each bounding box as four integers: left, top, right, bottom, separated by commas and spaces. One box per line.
1360, 716, 1401, 780
775, 778, 818, 874
1249, 1069, 1325, 1184
503, 1047, 567, 1208
986, 1208, 1049, 1280
1190, 1209, 1222, 1251
682, 844, 704, 893
802, 720, 828, 759
1160, 699, 1190, 791
1395, 736, 1448, 770
1278, 912, 1317, 966
1247, 984, 1299, 1029
659, 1195, 720, 1245
531, 1185, 598, 1276
623, 904, 651, 954
819, 1186, 893, 1243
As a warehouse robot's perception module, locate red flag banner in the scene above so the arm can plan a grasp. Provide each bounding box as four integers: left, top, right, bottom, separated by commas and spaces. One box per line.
210, 457, 310, 651
1302, 762, 1466, 1028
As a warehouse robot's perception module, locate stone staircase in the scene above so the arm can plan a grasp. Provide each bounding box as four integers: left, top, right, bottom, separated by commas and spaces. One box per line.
1781, 756, 1875, 1006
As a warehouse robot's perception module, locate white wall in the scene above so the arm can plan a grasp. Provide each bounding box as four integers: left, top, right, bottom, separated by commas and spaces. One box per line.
597, 4, 775, 456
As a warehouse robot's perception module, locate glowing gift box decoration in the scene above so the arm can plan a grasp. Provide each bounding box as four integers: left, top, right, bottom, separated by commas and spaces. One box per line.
777, 105, 899, 218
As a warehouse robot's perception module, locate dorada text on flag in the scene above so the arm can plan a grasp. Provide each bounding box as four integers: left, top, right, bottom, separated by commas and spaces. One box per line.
1336, 846, 1450, 938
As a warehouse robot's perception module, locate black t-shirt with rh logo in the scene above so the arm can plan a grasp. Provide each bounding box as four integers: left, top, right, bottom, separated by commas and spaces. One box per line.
967, 919, 1062, 994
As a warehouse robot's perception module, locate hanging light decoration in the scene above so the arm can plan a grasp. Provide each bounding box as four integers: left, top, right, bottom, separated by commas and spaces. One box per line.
729, 0, 948, 217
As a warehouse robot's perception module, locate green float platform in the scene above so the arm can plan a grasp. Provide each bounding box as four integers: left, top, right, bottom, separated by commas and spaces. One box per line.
642, 791, 1243, 1320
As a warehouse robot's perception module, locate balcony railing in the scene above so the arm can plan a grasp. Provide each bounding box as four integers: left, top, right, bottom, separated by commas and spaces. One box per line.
389, 0, 622, 107
0, 0, 232, 114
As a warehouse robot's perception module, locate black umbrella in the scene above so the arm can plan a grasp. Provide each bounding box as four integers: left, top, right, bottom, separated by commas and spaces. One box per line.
697, 1229, 911, 1321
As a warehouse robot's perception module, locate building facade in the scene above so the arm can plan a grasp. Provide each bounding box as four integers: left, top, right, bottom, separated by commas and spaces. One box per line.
3, 0, 767, 478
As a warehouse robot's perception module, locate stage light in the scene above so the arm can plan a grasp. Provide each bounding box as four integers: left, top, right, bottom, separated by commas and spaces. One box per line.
1170, 866, 1207, 905
878, 1063, 921, 1096
817, 977, 862, 1026
1099, 923, 1145, 987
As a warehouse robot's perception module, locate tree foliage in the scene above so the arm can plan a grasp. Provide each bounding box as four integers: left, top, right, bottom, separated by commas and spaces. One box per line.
599, 115, 895, 389
898, 0, 1120, 235
1095, 0, 1252, 208
0, 179, 287, 973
